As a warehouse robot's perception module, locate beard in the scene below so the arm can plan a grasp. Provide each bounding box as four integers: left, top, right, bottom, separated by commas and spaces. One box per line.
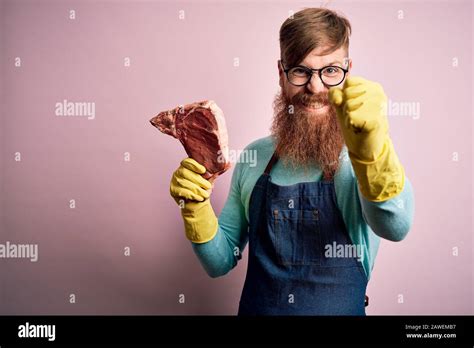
270, 88, 345, 180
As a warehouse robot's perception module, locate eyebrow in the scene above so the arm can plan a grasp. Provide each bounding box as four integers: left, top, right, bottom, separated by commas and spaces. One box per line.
299, 60, 345, 68
328, 60, 344, 66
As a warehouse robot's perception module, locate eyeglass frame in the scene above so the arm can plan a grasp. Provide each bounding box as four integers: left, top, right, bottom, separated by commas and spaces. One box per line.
280, 60, 349, 87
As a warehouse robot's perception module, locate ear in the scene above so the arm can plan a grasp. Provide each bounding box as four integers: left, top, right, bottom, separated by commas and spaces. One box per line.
348, 58, 353, 73
278, 60, 284, 88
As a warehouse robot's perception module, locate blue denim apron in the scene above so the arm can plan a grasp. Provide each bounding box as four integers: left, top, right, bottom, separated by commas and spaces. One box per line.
238, 152, 368, 315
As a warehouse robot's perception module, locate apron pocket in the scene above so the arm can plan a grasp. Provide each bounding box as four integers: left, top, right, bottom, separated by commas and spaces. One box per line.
272, 209, 321, 266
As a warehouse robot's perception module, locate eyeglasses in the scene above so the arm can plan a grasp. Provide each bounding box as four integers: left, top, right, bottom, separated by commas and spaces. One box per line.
280, 60, 349, 87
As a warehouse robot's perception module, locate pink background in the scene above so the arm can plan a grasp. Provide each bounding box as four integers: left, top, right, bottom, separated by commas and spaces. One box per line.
0, 0, 472, 314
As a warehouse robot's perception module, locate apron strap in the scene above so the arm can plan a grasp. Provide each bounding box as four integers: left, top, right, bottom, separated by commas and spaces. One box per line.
264, 152, 279, 175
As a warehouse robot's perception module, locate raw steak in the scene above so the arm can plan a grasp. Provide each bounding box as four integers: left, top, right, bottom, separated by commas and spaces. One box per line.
150, 100, 230, 182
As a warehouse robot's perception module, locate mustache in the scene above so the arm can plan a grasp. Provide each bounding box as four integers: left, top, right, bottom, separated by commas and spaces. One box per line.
289, 91, 330, 107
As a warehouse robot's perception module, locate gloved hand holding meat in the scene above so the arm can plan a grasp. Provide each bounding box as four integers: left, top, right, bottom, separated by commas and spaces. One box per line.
150, 100, 230, 243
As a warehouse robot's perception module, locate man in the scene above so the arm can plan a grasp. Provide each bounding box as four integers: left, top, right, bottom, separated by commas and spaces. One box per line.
169, 8, 415, 315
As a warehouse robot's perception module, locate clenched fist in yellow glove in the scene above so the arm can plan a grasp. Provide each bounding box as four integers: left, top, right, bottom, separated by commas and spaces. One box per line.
329, 77, 388, 161
170, 158, 218, 243
329, 76, 405, 202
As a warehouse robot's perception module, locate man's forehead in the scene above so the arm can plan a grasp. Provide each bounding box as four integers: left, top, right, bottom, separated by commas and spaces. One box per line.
300, 47, 348, 67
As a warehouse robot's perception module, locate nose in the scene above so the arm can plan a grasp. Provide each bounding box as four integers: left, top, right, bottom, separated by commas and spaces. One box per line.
306, 73, 327, 94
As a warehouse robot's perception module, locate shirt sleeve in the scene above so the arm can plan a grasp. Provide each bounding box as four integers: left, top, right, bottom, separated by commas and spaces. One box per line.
190, 160, 249, 278
357, 177, 415, 242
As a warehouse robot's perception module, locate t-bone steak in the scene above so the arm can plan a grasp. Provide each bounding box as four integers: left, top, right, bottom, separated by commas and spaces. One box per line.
149, 100, 230, 182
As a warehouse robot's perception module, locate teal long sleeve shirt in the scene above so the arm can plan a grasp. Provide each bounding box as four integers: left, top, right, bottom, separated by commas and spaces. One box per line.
191, 136, 415, 280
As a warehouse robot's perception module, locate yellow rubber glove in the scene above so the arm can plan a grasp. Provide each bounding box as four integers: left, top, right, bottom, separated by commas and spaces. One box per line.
329, 76, 405, 202
170, 158, 218, 243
